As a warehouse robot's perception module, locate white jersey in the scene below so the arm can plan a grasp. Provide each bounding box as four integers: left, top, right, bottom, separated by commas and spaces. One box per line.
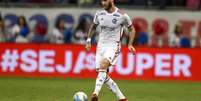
93, 7, 132, 67
93, 7, 132, 46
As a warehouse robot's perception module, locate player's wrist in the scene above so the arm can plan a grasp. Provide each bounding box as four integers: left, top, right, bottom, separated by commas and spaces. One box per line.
86, 38, 91, 43
128, 43, 133, 46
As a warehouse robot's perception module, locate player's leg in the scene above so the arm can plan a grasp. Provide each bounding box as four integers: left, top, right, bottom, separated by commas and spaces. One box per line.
91, 46, 109, 101
105, 76, 127, 101
103, 46, 127, 101
91, 58, 110, 101
93, 58, 110, 95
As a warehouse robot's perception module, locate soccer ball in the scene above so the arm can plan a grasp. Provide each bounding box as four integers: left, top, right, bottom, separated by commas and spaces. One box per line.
73, 91, 88, 101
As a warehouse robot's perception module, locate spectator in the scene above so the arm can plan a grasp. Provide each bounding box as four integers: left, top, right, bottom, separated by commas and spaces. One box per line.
12, 15, 30, 43
170, 23, 182, 47
133, 20, 149, 46
151, 19, 169, 47
170, 22, 191, 48
0, 14, 6, 42
31, 23, 48, 43
137, 32, 149, 45
63, 21, 74, 43
180, 37, 191, 48
50, 18, 72, 44
72, 18, 91, 44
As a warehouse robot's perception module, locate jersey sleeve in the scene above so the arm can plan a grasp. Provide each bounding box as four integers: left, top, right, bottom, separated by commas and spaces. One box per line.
123, 13, 132, 27
93, 11, 99, 25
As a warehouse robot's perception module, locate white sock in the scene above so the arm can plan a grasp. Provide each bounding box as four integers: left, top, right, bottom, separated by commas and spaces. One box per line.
105, 77, 126, 100
94, 70, 107, 96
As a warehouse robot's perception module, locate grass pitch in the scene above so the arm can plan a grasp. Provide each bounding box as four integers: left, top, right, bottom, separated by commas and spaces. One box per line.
0, 77, 200, 101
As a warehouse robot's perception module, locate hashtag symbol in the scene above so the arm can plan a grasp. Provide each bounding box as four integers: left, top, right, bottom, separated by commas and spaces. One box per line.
1, 49, 19, 72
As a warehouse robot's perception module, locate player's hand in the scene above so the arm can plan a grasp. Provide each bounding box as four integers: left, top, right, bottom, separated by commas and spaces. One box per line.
128, 44, 136, 54
85, 42, 91, 51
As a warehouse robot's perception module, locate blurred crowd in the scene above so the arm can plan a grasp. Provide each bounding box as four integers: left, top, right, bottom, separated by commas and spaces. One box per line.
0, 0, 201, 10
0, 13, 96, 44
0, 13, 199, 48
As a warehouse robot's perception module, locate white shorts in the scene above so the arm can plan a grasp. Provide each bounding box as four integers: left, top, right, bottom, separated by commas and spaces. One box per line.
95, 43, 120, 69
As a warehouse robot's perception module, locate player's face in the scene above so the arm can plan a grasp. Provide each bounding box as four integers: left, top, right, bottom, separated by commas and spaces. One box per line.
101, 0, 113, 10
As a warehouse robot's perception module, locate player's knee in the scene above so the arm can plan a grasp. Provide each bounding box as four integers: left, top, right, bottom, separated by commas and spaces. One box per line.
100, 59, 110, 70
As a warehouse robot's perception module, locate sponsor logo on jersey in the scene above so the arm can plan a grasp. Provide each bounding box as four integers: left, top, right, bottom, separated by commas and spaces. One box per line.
113, 14, 120, 17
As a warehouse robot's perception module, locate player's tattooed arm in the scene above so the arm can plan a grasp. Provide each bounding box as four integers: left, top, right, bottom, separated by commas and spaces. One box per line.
85, 23, 98, 51
128, 25, 135, 45
127, 25, 136, 53
87, 23, 97, 39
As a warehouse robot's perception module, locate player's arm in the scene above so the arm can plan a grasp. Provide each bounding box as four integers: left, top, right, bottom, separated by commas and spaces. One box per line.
123, 12, 136, 53
86, 11, 99, 51
127, 25, 136, 53
85, 23, 98, 51
128, 25, 135, 46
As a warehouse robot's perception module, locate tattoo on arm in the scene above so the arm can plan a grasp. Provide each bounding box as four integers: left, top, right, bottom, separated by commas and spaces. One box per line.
87, 23, 97, 39
128, 26, 135, 46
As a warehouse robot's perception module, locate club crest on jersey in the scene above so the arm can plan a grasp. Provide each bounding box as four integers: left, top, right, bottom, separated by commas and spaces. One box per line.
112, 18, 117, 24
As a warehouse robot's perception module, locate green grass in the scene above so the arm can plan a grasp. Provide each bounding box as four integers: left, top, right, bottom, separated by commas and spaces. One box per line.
0, 77, 201, 101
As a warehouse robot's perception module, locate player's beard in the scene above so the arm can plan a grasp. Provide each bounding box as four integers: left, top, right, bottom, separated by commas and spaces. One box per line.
104, 1, 112, 11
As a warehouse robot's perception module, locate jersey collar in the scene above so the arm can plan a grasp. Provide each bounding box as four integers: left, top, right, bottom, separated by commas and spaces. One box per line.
104, 7, 118, 15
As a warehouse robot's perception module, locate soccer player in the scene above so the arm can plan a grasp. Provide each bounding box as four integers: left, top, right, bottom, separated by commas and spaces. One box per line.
85, 0, 135, 101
